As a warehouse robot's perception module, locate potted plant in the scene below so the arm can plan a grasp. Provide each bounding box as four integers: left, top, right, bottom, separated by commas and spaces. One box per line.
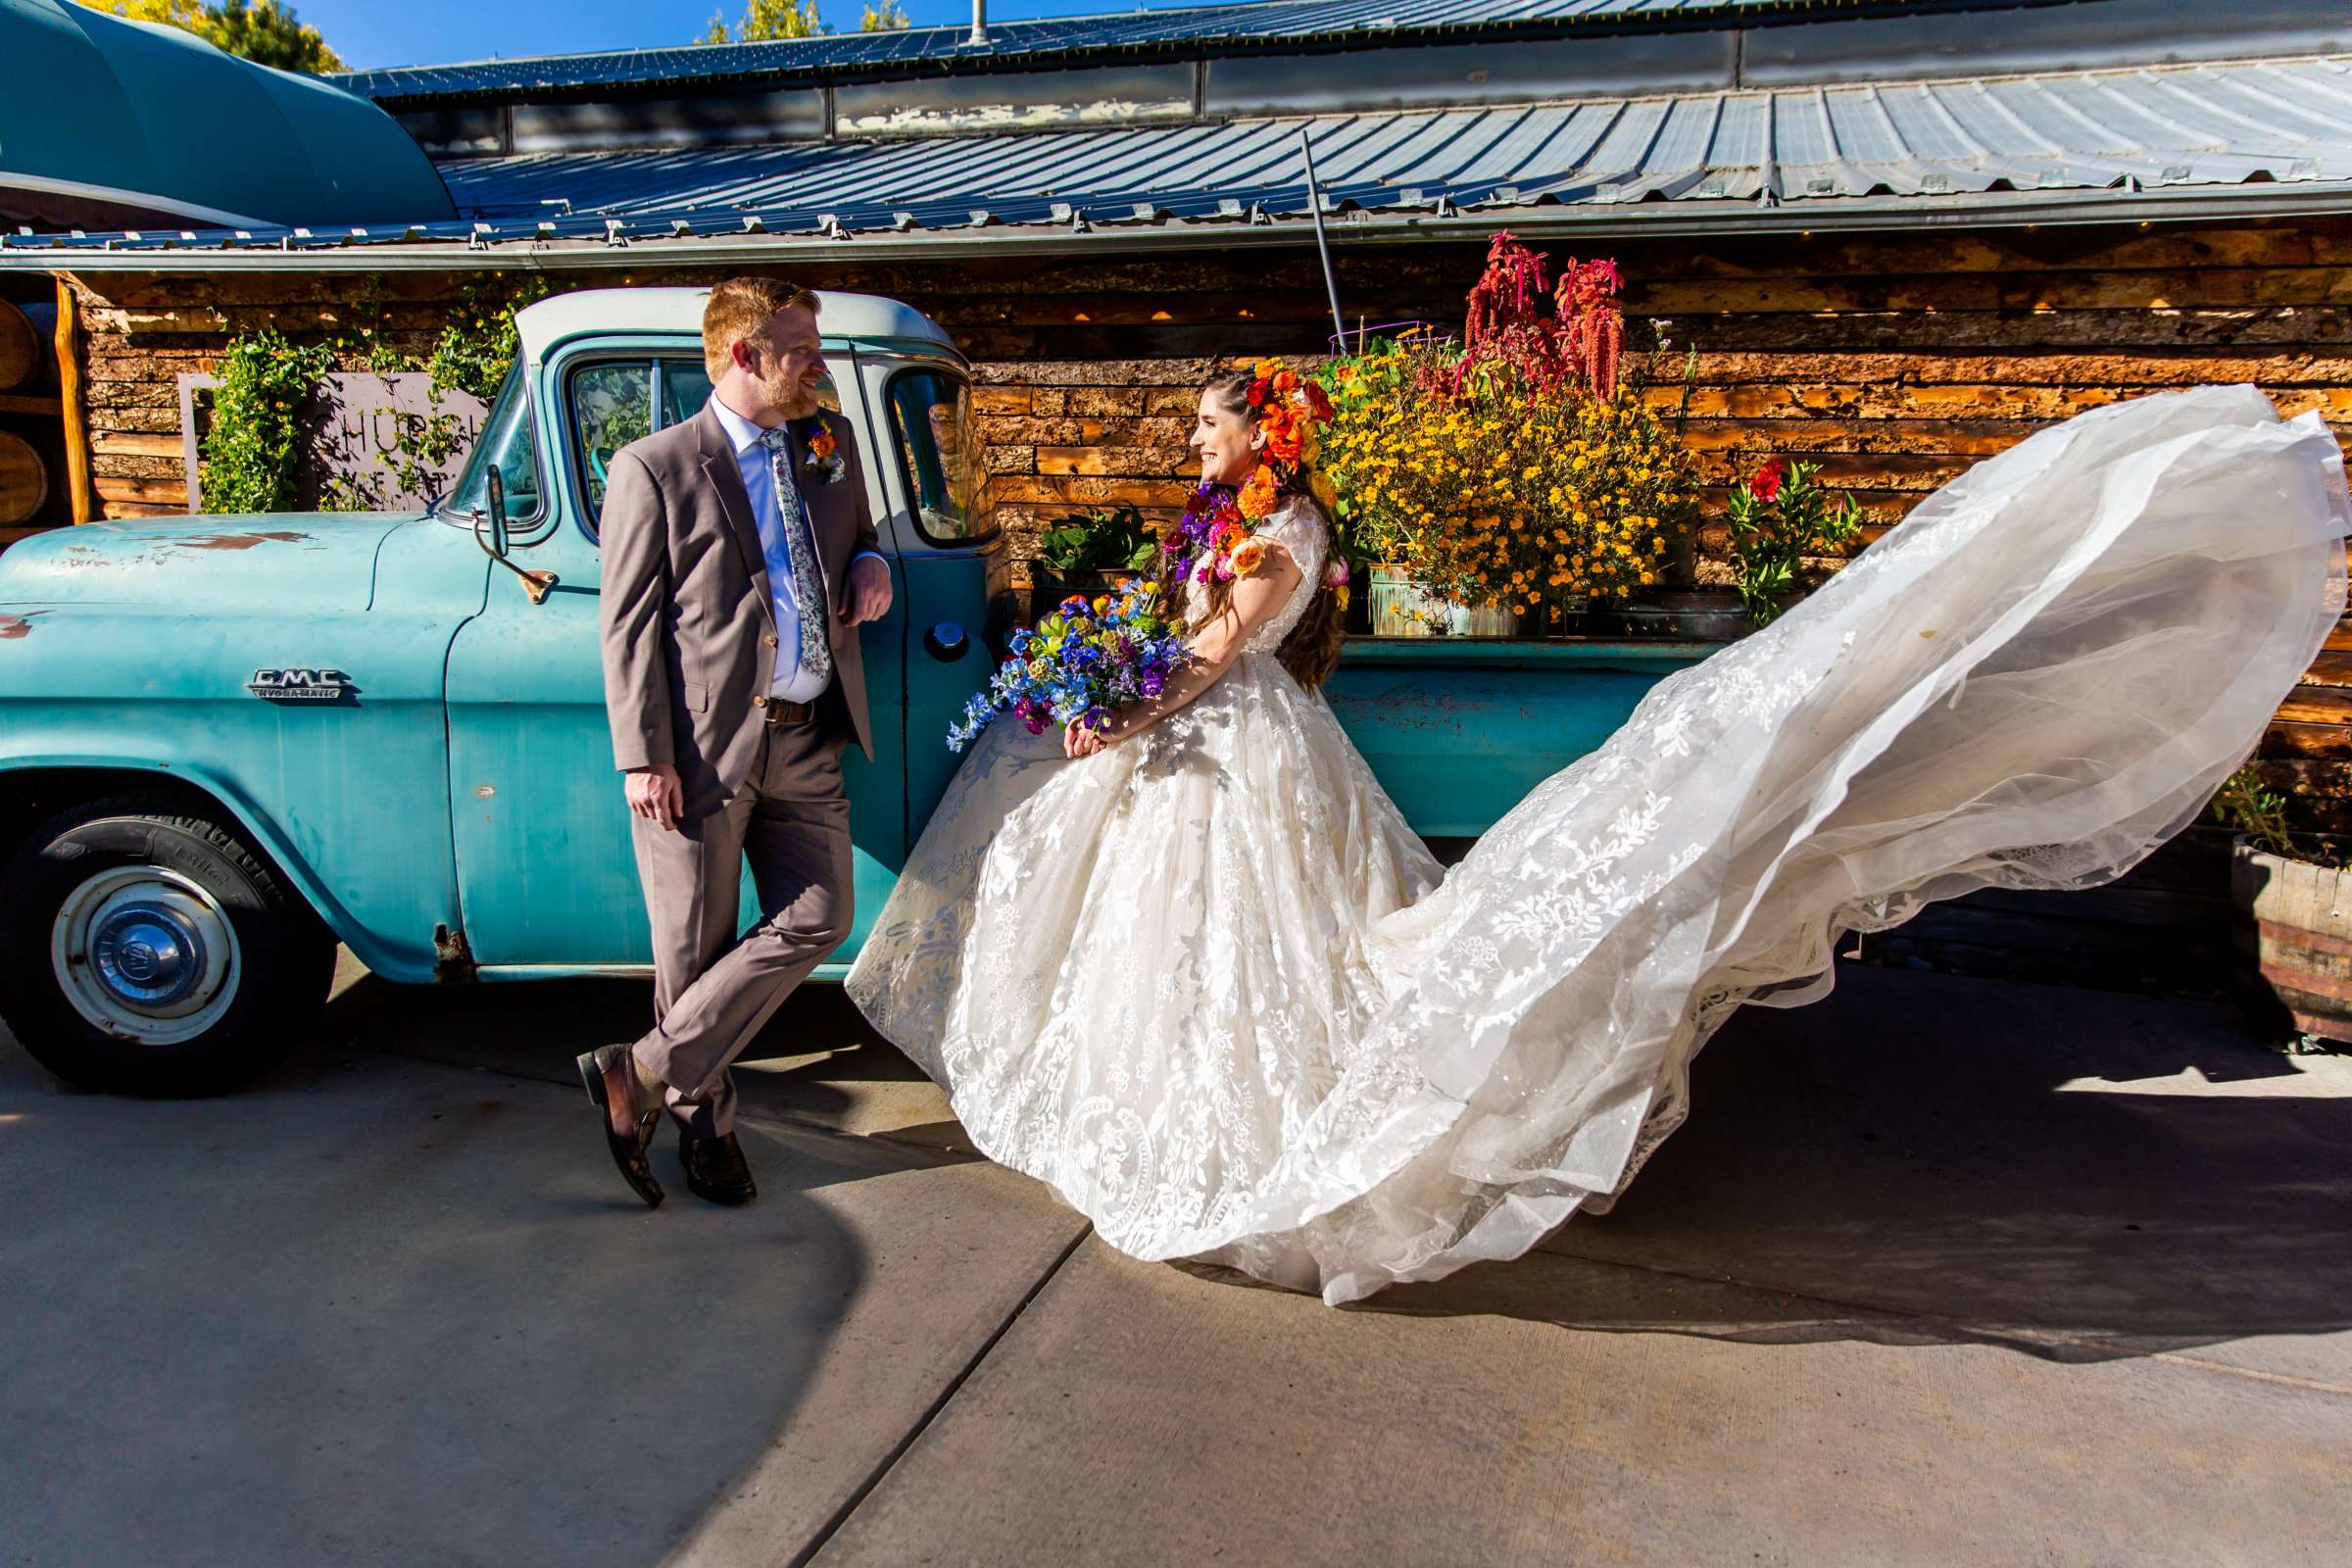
1604, 456, 1863, 640
2210, 761, 2352, 1049
1028, 503, 1160, 624
1725, 457, 1863, 624
1321, 239, 1699, 639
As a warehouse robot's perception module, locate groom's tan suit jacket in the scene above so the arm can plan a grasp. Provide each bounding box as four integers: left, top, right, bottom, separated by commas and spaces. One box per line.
599, 401, 882, 815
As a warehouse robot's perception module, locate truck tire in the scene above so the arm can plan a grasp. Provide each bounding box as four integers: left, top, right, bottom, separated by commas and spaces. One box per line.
0, 796, 336, 1096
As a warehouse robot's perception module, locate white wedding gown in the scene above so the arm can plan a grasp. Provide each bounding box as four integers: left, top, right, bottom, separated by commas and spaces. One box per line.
848, 386, 2351, 1304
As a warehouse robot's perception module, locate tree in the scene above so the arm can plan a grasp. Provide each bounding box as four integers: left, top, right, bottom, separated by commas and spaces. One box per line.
861, 0, 909, 29
74, 0, 345, 72
698, 0, 825, 44
204, 0, 343, 73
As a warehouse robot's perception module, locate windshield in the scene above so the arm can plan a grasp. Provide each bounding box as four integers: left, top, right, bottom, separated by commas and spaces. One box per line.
438, 364, 541, 526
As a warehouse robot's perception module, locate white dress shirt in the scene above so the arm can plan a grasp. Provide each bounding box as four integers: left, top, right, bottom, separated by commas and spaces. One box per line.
709, 393, 884, 705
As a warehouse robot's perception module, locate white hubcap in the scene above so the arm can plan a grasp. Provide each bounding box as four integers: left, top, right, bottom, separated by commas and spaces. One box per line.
50, 867, 241, 1046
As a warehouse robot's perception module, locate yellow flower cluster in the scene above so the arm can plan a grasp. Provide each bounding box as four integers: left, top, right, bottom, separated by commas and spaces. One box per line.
1326, 358, 1699, 613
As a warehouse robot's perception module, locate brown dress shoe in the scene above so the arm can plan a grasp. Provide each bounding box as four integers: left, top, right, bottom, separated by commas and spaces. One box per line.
679, 1131, 757, 1205
577, 1046, 663, 1208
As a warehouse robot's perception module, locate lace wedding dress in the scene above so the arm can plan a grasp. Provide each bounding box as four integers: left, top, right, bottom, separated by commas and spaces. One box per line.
848, 386, 2351, 1304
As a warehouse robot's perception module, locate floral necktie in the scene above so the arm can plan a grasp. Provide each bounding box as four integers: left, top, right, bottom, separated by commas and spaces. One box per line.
756, 425, 831, 687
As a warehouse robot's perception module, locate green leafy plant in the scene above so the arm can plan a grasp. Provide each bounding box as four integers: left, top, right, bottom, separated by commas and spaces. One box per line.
1724, 457, 1864, 624
2212, 760, 2299, 859
204, 279, 555, 515
426, 276, 550, 402
1036, 504, 1159, 573
198, 327, 335, 514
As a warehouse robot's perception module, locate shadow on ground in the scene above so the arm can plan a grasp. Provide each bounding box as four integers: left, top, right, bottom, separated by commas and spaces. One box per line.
0, 1034, 891, 1565
335, 955, 2352, 1371
1358, 965, 2352, 1368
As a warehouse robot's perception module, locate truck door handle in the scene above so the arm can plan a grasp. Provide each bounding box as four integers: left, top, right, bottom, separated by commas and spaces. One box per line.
924, 621, 969, 662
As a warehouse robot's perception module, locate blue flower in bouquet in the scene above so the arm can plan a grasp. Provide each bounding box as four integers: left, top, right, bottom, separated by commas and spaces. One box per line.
947, 584, 1193, 753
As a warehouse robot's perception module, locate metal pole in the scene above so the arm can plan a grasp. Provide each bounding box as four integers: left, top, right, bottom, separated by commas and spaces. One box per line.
1298, 125, 1346, 347
966, 0, 989, 48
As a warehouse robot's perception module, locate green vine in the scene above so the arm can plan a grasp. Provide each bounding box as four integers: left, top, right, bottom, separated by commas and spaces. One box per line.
218, 274, 557, 513
198, 326, 336, 514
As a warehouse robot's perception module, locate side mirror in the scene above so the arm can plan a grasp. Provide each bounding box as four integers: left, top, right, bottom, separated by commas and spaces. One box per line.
473, 466, 557, 607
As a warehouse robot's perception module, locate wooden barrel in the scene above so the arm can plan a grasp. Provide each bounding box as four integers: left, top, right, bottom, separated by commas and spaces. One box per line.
2230, 834, 2352, 1043
0, 430, 48, 525
0, 301, 35, 391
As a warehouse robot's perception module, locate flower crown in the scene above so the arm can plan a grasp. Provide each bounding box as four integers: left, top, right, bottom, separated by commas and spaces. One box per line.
1165, 359, 1351, 605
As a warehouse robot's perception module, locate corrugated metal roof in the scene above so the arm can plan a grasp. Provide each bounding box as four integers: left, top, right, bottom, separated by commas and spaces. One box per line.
421, 58, 2352, 221
326, 0, 1959, 104
7, 56, 2347, 262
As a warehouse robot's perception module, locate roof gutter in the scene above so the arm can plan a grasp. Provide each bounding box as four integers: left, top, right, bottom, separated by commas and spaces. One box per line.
6, 181, 2348, 274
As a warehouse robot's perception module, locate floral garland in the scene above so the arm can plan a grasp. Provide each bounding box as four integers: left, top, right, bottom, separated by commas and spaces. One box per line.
1166, 359, 1353, 606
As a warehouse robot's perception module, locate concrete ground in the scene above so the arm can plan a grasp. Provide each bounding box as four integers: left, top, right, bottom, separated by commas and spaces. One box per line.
4, 957, 2350, 1566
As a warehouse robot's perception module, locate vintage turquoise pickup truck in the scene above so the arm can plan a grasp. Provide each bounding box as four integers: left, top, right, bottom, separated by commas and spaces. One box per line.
0, 288, 1704, 1094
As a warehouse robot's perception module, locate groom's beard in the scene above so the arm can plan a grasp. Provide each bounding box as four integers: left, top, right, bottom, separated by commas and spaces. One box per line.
742, 364, 821, 424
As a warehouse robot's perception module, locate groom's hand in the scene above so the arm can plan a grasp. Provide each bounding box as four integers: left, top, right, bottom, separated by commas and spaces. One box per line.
838, 554, 893, 625
625, 763, 684, 832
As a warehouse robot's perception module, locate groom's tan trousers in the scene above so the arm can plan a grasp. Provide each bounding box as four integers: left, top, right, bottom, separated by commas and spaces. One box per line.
627, 710, 855, 1139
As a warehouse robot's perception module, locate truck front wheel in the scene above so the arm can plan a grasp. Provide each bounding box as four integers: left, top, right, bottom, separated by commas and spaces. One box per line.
0, 797, 336, 1096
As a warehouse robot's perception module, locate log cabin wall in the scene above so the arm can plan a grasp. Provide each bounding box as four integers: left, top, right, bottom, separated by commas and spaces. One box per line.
33, 212, 2352, 854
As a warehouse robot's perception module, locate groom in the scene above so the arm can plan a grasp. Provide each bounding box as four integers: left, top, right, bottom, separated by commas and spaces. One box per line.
579, 276, 892, 1208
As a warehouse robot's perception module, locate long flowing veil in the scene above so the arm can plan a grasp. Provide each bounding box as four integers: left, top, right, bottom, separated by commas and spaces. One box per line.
1184, 385, 2350, 1301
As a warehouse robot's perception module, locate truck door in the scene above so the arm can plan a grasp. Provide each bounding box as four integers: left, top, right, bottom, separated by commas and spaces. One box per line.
850, 356, 998, 838
441, 343, 908, 974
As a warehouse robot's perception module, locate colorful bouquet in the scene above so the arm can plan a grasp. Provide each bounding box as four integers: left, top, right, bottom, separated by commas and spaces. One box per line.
946, 584, 1193, 753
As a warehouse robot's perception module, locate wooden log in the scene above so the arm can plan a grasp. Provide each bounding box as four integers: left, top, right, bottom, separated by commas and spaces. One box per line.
0, 430, 51, 526
89, 430, 184, 460
1649, 381, 2352, 422
55, 279, 92, 525
0, 300, 35, 391
92, 473, 189, 507
2264, 719, 2352, 760
2271, 686, 2352, 728
1632, 268, 2352, 317
2299, 652, 2352, 690
1635, 310, 2352, 352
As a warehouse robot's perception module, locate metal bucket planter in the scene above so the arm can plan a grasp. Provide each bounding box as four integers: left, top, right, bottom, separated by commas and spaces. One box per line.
1365, 565, 1525, 638
2230, 833, 2352, 1045
1368, 565, 1460, 637
1595, 587, 1786, 642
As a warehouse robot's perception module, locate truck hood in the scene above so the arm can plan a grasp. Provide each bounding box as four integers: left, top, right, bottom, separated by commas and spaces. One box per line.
0, 512, 422, 612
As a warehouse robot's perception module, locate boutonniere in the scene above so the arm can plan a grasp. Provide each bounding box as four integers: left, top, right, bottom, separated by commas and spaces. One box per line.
802, 421, 848, 486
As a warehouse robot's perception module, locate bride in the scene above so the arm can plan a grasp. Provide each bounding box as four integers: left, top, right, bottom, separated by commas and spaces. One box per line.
848, 367, 2351, 1305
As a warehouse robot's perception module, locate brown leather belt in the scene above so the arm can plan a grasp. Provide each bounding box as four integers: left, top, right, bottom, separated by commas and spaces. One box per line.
759, 696, 819, 726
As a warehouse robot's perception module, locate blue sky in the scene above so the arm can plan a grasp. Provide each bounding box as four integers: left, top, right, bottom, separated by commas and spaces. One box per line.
302, 0, 1179, 71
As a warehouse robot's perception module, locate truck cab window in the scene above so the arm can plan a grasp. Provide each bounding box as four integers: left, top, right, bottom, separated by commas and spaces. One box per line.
440, 366, 542, 527
888, 369, 987, 544
571, 361, 654, 520
660, 359, 714, 427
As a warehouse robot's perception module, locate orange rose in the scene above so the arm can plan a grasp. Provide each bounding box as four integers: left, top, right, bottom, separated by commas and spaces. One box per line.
1229, 537, 1271, 576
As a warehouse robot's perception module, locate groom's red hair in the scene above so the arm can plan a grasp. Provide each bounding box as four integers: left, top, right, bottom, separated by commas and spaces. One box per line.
702, 276, 821, 382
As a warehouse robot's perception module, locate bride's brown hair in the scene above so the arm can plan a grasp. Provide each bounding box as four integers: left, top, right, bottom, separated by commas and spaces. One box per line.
1160, 368, 1348, 691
